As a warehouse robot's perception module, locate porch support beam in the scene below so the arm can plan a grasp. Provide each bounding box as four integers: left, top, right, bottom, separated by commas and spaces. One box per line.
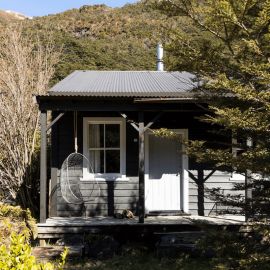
138, 112, 145, 223
245, 170, 252, 222
245, 138, 253, 222
119, 113, 139, 132
40, 110, 47, 223
127, 120, 139, 132
46, 112, 65, 132
120, 112, 164, 133
144, 112, 164, 131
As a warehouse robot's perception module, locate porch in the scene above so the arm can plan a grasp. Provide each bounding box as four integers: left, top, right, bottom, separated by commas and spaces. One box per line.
38, 215, 246, 240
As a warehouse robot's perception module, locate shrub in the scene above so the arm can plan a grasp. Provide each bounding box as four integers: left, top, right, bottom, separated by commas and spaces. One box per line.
0, 232, 68, 270
0, 203, 37, 246
197, 225, 270, 269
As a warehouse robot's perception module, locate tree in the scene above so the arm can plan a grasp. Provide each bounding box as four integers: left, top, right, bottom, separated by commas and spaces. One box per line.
0, 25, 60, 214
149, 0, 270, 219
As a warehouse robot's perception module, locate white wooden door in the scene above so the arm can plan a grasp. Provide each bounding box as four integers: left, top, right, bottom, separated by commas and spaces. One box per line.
145, 133, 182, 212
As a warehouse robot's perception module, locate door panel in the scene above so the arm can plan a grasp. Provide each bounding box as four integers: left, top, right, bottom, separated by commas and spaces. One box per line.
145, 134, 182, 211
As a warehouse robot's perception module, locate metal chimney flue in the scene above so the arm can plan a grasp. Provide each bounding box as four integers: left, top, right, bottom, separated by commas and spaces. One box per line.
156, 43, 164, 71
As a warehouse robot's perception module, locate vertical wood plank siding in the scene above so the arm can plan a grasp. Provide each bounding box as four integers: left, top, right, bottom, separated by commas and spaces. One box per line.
51, 111, 242, 217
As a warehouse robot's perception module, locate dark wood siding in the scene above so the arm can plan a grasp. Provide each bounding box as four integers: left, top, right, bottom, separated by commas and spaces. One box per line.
188, 170, 243, 215
51, 112, 140, 217
56, 176, 139, 217
50, 110, 242, 217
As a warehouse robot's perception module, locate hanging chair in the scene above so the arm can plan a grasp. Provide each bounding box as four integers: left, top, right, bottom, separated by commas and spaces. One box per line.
60, 111, 101, 205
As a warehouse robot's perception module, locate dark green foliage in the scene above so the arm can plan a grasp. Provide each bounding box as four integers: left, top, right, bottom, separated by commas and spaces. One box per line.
197, 226, 270, 269
150, 0, 270, 220
65, 229, 270, 270
66, 246, 213, 270
0, 233, 68, 270
0, 203, 37, 246
18, 3, 186, 84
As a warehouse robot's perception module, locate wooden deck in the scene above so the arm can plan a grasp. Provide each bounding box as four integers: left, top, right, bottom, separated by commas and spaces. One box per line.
38, 215, 246, 239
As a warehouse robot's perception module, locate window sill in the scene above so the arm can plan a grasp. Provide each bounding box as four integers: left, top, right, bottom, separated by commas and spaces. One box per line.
80, 176, 129, 182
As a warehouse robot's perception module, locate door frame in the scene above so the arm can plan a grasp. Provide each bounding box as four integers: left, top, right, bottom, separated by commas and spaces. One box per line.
145, 129, 189, 213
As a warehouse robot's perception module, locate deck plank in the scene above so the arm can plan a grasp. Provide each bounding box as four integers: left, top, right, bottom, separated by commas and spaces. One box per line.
38, 215, 245, 227
37, 215, 246, 239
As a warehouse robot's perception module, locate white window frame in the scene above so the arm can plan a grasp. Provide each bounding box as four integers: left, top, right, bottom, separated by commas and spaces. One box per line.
82, 117, 127, 181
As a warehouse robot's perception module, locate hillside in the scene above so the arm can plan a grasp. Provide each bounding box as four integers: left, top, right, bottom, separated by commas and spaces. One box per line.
0, 3, 196, 84
0, 10, 27, 25
20, 3, 186, 84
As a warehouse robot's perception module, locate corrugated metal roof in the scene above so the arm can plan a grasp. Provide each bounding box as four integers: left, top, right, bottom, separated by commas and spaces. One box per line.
49, 70, 198, 97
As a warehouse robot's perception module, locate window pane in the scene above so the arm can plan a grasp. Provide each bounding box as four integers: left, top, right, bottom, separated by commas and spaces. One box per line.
89, 150, 104, 173
89, 124, 104, 148
105, 124, 120, 148
106, 150, 120, 173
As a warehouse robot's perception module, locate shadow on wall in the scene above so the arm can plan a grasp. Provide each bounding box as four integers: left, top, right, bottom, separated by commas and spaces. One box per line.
189, 169, 216, 216
189, 169, 242, 216
56, 181, 139, 217
128, 189, 139, 216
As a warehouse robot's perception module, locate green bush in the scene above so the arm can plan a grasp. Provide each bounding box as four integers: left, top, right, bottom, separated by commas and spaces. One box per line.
0, 232, 68, 270
197, 225, 270, 269
0, 203, 37, 246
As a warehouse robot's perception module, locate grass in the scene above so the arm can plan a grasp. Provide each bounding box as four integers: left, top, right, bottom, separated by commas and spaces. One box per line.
65, 250, 214, 270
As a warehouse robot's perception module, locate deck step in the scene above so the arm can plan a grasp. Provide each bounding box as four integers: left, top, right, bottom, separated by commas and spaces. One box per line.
155, 231, 204, 255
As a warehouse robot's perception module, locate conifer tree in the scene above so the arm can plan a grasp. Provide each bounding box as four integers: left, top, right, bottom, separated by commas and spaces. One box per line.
150, 0, 270, 219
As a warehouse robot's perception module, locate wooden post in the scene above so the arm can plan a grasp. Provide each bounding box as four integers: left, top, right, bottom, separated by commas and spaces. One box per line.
245, 170, 252, 222
197, 169, 205, 216
138, 112, 145, 223
40, 111, 47, 223
49, 113, 59, 217
245, 138, 253, 222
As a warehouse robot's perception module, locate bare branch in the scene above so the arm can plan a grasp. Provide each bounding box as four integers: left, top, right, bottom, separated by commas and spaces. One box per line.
0, 25, 60, 203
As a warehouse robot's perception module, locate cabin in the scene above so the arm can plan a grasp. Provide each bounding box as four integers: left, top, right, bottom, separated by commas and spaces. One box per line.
36, 69, 246, 234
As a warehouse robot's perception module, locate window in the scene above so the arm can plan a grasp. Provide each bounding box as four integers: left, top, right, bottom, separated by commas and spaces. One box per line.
89, 124, 120, 173
83, 117, 126, 181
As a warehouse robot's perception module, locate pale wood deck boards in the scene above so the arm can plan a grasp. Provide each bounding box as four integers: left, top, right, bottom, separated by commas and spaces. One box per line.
39, 215, 245, 227
37, 215, 246, 238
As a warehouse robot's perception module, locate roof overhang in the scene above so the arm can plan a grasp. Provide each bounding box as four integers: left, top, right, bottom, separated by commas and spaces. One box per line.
35, 94, 205, 112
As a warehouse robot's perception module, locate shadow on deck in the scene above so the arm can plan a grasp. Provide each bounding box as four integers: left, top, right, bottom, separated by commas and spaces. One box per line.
38, 215, 246, 240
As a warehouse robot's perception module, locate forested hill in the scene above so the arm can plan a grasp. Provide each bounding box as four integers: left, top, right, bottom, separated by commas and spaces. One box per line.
16, 2, 184, 84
